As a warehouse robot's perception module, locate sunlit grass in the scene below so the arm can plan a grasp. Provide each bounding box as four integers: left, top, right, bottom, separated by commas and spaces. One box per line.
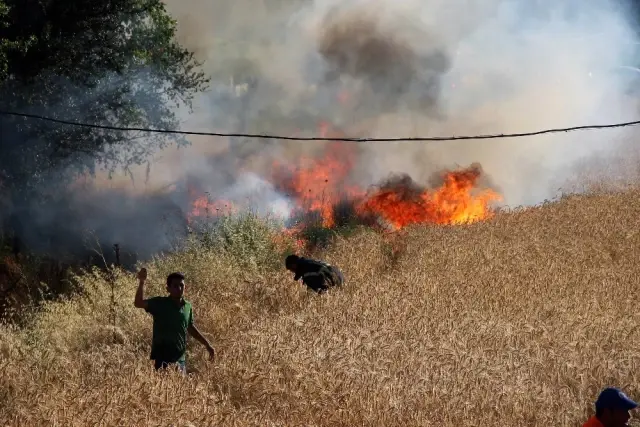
2, 186, 640, 426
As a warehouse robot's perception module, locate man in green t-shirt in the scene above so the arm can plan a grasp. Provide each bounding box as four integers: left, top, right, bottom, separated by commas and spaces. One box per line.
134, 268, 215, 373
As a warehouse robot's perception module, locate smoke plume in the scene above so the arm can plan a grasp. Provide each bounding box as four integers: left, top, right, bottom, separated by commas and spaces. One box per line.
8, 0, 640, 262
155, 0, 640, 205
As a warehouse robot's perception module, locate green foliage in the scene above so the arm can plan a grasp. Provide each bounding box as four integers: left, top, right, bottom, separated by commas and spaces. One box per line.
293, 202, 363, 250
297, 222, 362, 251
0, 0, 209, 195
0, 2, 32, 82
0, 1, 8, 79
192, 213, 289, 272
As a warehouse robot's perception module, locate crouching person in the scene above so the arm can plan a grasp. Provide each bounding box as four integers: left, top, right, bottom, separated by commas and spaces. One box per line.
285, 254, 344, 294
134, 268, 215, 374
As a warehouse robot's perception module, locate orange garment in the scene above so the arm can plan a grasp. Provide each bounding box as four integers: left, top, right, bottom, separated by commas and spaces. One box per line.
582, 415, 604, 427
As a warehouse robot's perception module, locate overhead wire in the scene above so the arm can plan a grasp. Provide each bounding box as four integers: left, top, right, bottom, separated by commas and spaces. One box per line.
1, 109, 640, 142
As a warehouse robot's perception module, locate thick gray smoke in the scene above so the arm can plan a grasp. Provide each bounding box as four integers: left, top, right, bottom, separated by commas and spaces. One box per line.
129, 0, 640, 204
34, 0, 640, 261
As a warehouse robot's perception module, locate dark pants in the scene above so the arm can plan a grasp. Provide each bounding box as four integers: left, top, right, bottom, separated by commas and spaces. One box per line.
303, 269, 345, 294
154, 359, 186, 374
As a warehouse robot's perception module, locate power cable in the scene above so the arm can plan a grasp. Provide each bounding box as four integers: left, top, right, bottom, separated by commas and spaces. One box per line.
1, 109, 639, 142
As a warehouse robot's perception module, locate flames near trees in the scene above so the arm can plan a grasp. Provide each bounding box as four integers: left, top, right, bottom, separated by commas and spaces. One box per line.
1, 0, 640, 423
188, 123, 502, 244
189, 157, 501, 233
0, 0, 503, 317
0, 0, 504, 254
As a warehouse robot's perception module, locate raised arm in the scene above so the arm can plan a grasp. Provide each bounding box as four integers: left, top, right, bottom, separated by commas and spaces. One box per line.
133, 268, 148, 309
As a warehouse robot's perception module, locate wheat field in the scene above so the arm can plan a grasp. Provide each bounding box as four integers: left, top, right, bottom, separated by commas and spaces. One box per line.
1, 187, 640, 427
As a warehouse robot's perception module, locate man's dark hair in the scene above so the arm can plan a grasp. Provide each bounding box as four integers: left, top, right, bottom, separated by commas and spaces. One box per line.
285, 254, 300, 268
166, 272, 185, 286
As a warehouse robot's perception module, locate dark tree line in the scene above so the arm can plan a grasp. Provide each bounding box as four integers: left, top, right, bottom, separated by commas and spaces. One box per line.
0, 0, 211, 318
0, 0, 211, 263
0, 0, 208, 201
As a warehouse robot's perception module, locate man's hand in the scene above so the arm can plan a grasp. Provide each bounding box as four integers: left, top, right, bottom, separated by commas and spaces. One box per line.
188, 324, 215, 361
134, 268, 148, 309
137, 267, 147, 282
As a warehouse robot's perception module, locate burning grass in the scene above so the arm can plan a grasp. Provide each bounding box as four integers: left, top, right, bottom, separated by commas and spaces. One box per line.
189, 150, 503, 251
1, 185, 640, 426
187, 122, 503, 240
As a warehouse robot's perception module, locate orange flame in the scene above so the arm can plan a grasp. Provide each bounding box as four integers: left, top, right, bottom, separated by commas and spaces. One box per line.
357, 166, 502, 228
186, 183, 235, 224
190, 196, 235, 219
186, 122, 502, 237
271, 123, 364, 228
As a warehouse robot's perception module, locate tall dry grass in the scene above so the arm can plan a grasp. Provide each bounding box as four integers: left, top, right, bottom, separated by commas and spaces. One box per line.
1, 188, 640, 427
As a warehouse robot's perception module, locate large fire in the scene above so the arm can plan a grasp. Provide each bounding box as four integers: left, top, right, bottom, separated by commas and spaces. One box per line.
357, 165, 502, 229
186, 122, 503, 236
271, 122, 364, 228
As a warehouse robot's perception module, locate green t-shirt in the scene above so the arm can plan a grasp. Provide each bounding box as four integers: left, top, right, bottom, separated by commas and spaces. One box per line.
145, 296, 193, 363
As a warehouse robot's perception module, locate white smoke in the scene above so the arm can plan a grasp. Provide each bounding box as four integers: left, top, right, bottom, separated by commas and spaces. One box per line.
78, 0, 640, 257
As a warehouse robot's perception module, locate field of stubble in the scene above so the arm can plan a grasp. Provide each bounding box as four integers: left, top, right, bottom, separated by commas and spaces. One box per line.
1, 188, 639, 427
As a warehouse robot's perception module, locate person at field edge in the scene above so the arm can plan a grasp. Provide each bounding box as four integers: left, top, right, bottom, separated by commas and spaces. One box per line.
582, 387, 638, 427
134, 268, 215, 373
285, 254, 344, 294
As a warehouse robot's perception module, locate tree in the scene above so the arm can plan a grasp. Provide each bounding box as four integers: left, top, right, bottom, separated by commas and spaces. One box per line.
0, 1, 32, 81
0, 0, 209, 195
0, 1, 9, 79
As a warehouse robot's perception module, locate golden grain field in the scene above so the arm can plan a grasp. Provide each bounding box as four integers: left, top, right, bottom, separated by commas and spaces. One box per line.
1, 187, 640, 427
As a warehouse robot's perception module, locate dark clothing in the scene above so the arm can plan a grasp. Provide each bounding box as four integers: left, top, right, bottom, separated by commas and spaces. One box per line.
292, 257, 344, 293
144, 296, 193, 364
